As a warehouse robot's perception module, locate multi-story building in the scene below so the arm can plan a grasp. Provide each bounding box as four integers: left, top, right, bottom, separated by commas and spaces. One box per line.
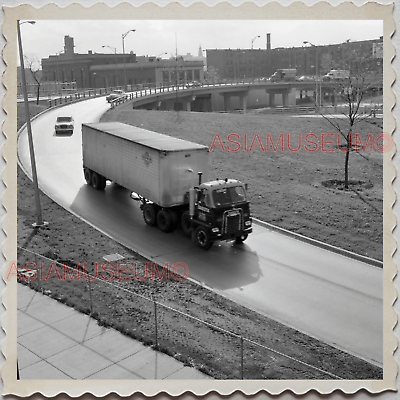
41, 36, 205, 89
206, 36, 383, 81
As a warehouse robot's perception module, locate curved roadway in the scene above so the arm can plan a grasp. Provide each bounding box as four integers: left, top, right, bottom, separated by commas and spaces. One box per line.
17, 96, 383, 366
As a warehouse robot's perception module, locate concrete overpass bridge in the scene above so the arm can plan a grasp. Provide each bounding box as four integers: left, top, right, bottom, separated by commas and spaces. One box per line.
111, 79, 382, 113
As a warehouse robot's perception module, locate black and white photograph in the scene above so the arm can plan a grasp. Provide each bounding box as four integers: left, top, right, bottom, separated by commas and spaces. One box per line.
1, 0, 397, 398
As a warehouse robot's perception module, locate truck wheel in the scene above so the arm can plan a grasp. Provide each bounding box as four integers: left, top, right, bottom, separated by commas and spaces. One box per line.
84, 168, 92, 186
99, 175, 107, 190
91, 172, 104, 190
195, 226, 213, 250
157, 209, 173, 233
170, 210, 178, 231
235, 234, 248, 244
143, 204, 157, 226
180, 211, 192, 236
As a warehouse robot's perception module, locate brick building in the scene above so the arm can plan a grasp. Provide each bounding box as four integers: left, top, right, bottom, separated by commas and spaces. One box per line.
41, 36, 205, 90
206, 36, 383, 81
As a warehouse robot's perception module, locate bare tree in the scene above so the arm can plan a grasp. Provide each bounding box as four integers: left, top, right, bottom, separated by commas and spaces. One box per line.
319, 55, 382, 189
24, 54, 43, 105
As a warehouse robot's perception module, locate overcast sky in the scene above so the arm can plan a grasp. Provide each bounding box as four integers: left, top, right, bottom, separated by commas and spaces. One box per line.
19, 20, 383, 63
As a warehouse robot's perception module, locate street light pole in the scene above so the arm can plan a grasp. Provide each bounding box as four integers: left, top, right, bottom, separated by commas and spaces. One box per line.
251, 35, 260, 82
122, 29, 135, 90
17, 20, 46, 227
102, 45, 118, 88
304, 41, 320, 110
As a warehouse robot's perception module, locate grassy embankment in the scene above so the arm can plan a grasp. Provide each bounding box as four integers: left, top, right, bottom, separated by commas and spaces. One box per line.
102, 106, 383, 260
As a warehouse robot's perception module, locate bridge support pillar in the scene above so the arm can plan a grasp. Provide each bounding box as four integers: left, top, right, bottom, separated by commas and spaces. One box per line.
223, 93, 232, 111
269, 92, 276, 107
181, 95, 196, 112
282, 92, 289, 107
183, 99, 191, 112
239, 93, 247, 113
331, 89, 337, 106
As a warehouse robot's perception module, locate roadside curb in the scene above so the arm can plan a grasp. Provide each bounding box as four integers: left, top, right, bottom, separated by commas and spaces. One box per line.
252, 218, 383, 268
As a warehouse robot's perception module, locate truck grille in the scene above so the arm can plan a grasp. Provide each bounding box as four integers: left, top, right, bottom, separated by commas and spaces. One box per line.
222, 209, 243, 234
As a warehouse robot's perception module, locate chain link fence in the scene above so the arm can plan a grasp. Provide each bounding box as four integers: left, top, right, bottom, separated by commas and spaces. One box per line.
16, 246, 344, 380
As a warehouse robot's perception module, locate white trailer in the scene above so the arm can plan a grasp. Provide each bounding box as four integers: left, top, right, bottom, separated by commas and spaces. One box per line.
82, 122, 252, 249
82, 122, 209, 207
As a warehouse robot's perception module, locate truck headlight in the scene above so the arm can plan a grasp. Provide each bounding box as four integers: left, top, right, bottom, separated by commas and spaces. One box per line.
245, 220, 252, 227
211, 227, 219, 233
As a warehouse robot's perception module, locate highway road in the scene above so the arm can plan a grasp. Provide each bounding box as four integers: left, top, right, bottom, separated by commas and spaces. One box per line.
17, 96, 383, 366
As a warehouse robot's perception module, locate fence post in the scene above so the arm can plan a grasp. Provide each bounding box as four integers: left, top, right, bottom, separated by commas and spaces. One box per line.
88, 276, 93, 315
240, 336, 244, 379
34, 252, 40, 291
153, 295, 158, 350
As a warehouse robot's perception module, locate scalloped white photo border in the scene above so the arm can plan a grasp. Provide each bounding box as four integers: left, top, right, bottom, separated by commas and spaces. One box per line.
1, 1, 396, 397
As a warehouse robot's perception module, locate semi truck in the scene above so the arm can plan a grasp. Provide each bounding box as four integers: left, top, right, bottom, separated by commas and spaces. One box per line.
270, 68, 297, 82
82, 122, 252, 250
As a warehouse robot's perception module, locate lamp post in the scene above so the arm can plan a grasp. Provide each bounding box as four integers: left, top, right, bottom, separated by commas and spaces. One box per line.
303, 41, 321, 110
251, 35, 260, 82
122, 29, 135, 90
154, 53, 167, 87
17, 20, 46, 227
102, 45, 118, 88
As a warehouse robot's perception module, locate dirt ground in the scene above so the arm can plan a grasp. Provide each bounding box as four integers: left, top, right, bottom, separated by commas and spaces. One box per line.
16, 103, 383, 379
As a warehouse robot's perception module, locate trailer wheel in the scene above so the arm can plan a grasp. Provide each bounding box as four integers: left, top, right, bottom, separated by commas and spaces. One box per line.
143, 204, 158, 226
235, 234, 248, 244
84, 168, 92, 186
181, 211, 192, 236
92, 172, 103, 190
195, 226, 213, 250
99, 175, 107, 190
157, 209, 173, 233
170, 210, 178, 231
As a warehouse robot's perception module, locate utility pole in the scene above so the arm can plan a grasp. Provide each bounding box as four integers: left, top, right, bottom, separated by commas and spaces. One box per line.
17, 20, 47, 227
102, 45, 118, 87
122, 29, 135, 90
304, 41, 321, 110
251, 35, 260, 82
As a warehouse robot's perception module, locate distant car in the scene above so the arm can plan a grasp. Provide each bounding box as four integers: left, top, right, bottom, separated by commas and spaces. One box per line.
298, 75, 315, 82
186, 81, 202, 88
55, 116, 74, 135
106, 90, 126, 103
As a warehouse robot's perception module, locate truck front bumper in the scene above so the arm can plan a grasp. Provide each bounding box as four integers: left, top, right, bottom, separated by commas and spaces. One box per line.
210, 227, 253, 242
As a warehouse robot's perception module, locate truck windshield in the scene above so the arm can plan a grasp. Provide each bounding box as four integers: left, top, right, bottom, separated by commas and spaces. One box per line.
212, 186, 246, 207
57, 117, 72, 122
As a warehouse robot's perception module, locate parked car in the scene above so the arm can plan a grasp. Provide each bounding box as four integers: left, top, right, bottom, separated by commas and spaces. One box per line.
106, 90, 127, 103
55, 116, 74, 135
186, 81, 202, 88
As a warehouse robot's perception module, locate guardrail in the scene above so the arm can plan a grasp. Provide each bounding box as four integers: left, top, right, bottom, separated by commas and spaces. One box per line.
17, 245, 346, 380
319, 103, 383, 116
47, 88, 109, 108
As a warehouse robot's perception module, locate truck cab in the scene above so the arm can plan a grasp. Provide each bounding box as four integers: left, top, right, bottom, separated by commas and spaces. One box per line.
190, 179, 252, 250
